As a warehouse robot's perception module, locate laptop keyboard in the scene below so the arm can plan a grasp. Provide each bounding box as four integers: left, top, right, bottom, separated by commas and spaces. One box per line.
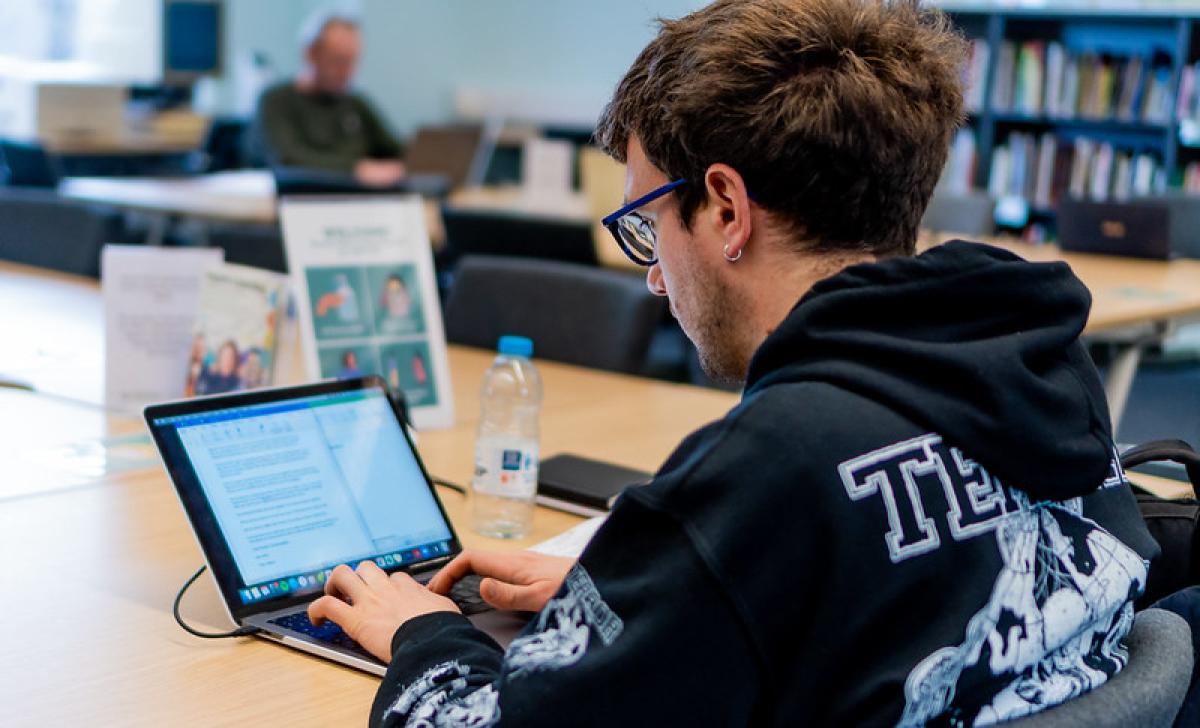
270, 611, 380, 662
267, 575, 491, 660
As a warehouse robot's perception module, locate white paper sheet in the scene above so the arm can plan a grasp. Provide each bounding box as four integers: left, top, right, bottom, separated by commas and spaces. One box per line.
102, 244, 223, 414
528, 515, 608, 558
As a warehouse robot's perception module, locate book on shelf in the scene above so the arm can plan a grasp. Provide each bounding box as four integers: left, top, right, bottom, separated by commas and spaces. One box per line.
1178, 63, 1196, 122
989, 133, 1163, 208
1043, 42, 1066, 117
938, 128, 977, 195
990, 42, 1172, 123
965, 38, 989, 113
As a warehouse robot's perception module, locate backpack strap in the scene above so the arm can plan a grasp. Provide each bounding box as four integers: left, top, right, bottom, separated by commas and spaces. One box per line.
1121, 439, 1200, 496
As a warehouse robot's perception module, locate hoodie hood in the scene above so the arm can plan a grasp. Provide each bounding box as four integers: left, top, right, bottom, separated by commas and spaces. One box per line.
745, 240, 1114, 501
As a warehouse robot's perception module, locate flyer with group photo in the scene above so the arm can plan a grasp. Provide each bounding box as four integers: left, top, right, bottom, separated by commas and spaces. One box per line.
279, 196, 454, 430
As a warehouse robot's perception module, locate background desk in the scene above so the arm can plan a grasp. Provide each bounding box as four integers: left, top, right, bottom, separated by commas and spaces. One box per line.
57, 172, 593, 249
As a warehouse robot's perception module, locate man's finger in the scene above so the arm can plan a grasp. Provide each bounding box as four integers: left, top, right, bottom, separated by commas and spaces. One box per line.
308, 594, 355, 628
428, 551, 523, 595
355, 559, 391, 590
426, 553, 473, 595
325, 563, 368, 603
480, 577, 538, 611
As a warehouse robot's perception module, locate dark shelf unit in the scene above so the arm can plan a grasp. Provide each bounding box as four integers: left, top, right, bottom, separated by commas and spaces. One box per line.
944, 2, 1200, 210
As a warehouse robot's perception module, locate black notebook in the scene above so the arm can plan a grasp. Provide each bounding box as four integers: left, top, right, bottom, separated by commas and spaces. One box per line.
536, 454, 653, 518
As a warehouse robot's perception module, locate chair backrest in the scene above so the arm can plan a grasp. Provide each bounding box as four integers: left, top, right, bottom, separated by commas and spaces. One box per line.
920, 190, 996, 237
201, 118, 251, 172
443, 254, 666, 374
204, 222, 288, 273
0, 140, 63, 188
441, 207, 598, 266
0, 188, 123, 277
1002, 608, 1192, 727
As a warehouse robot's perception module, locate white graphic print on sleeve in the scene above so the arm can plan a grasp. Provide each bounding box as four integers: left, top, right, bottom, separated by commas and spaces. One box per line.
503, 564, 624, 679
897, 491, 1147, 727
388, 660, 500, 728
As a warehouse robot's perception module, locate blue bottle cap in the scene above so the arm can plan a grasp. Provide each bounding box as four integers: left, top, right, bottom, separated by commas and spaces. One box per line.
497, 335, 534, 358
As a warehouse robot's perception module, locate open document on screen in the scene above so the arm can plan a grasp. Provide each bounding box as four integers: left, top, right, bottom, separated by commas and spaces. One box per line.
167, 390, 452, 585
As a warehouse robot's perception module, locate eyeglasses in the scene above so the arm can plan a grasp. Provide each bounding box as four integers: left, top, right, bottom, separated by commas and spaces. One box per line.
601, 178, 687, 266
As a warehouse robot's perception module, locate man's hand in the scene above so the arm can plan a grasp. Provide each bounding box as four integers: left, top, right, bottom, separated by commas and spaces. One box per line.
354, 159, 406, 187
308, 561, 459, 663
427, 550, 574, 613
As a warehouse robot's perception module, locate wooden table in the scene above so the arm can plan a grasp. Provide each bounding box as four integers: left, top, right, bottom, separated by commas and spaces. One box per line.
58, 173, 594, 250
1, 258, 1192, 724
0, 262, 738, 724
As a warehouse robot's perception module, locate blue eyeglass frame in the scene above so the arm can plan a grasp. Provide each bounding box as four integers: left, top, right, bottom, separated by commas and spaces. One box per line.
601, 178, 687, 266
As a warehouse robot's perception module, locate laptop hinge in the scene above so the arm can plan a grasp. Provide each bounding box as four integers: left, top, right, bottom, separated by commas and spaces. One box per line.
411, 555, 453, 578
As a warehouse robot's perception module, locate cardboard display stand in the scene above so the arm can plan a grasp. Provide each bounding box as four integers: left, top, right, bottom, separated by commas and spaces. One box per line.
279, 196, 455, 430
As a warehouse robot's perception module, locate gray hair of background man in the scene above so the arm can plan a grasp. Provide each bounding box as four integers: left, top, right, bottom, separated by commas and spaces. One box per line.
297, 7, 360, 51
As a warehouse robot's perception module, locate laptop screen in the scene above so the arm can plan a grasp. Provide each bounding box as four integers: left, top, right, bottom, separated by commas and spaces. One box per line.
147, 381, 456, 610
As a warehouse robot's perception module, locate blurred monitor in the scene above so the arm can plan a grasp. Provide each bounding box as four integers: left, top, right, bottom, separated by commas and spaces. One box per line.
162, 0, 223, 86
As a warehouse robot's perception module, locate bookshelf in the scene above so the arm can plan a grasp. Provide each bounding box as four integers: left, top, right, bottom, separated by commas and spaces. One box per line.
936, 1, 1200, 238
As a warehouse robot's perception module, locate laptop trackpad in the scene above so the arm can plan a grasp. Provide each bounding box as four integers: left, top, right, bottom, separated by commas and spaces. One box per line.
469, 609, 529, 648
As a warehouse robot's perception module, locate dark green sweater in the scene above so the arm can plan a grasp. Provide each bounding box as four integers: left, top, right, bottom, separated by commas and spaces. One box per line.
249, 82, 403, 172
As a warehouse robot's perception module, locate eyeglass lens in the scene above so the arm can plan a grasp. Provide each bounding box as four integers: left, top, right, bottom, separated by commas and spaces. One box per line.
617, 212, 657, 262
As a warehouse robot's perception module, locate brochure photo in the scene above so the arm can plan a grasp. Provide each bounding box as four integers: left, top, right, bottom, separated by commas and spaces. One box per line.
186, 263, 288, 397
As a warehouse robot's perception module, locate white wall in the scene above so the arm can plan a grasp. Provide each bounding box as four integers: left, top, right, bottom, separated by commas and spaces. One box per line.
204, 0, 346, 116
218, 0, 707, 135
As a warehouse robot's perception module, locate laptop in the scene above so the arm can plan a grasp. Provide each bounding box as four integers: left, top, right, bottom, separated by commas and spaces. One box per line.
145, 376, 528, 675
1057, 199, 1173, 260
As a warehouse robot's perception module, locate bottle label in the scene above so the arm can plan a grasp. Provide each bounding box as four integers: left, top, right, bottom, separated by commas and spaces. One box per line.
473, 438, 539, 498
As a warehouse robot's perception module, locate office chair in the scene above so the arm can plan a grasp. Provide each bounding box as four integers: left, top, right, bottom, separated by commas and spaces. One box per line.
440, 207, 598, 267
920, 190, 996, 237
0, 140, 64, 188
443, 255, 666, 375
204, 222, 288, 273
193, 117, 251, 173
1001, 608, 1192, 727
0, 187, 124, 277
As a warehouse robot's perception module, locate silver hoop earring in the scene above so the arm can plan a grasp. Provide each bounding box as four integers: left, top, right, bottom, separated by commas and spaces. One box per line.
723, 244, 743, 263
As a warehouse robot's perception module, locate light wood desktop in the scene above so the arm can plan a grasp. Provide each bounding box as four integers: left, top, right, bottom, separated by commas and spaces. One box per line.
2, 246, 1198, 723
57, 172, 593, 251
0, 262, 737, 724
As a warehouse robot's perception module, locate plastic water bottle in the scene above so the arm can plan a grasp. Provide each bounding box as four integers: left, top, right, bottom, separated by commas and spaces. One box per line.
471, 336, 543, 539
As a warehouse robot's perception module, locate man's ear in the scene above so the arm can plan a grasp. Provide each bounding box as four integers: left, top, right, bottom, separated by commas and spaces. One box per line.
703, 164, 753, 260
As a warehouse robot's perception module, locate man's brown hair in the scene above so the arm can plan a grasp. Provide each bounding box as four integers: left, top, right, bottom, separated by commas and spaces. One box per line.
596, 0, 967, 258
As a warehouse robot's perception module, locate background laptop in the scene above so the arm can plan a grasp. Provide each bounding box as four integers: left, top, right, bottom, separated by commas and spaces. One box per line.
1057, 199, 1174, 260
145, 377, 527, 676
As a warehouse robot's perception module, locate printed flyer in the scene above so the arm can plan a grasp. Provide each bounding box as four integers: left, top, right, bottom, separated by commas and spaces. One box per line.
279, 196, 454, 430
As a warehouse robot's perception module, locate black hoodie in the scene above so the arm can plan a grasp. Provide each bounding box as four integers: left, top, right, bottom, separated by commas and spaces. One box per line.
370, 241, 1158, 727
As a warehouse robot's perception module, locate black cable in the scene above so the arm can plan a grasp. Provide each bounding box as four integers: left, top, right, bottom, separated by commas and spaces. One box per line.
431, 476, 467, 495
173, 565, 262, 639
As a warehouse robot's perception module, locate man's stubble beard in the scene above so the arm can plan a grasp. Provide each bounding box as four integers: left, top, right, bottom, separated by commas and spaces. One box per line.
686, 269, 748, 387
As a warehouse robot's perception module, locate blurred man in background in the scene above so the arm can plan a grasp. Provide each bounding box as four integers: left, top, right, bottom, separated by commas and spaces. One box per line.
248, 10, 405, 186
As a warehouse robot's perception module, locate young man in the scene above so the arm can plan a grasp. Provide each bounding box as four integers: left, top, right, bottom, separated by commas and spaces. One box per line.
310, 1, 1158, 724
248, 11, 406, 186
